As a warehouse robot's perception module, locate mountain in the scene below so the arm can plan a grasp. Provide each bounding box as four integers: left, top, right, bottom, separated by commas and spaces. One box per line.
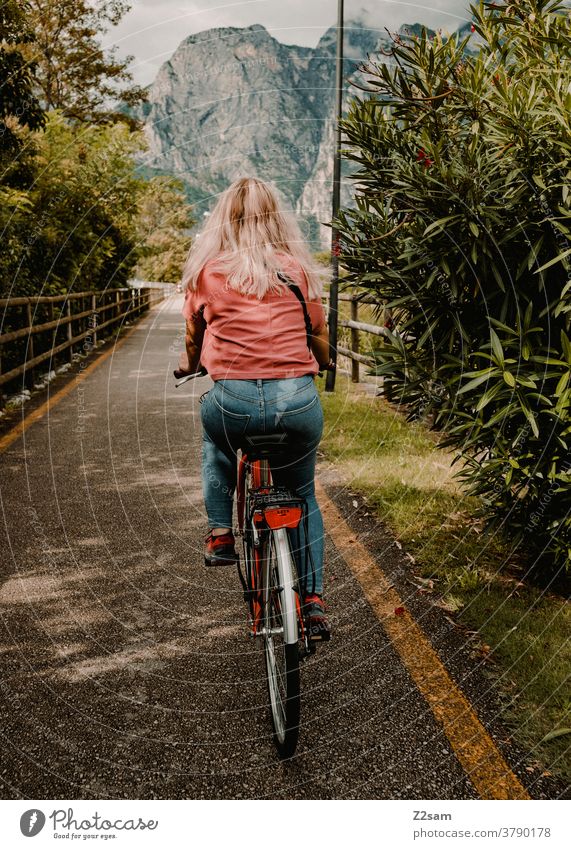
137, 18, 477, 248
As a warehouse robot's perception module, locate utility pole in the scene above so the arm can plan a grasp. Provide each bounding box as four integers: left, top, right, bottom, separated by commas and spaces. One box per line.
325, 0, 344, 392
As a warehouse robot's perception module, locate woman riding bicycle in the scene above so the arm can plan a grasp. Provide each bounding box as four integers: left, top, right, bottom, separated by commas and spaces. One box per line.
177, 176, 332, 638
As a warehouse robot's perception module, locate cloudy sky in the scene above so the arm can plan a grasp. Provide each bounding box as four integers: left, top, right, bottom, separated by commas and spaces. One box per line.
109, 1, 473, 87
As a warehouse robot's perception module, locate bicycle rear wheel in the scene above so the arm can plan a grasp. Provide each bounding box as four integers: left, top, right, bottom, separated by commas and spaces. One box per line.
262, 527, 300, 759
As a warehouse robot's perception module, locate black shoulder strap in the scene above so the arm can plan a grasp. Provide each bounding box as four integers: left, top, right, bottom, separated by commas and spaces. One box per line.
276, 271, 313, 351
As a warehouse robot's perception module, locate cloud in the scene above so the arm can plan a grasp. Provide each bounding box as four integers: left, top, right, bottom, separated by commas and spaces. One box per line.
109, 1, 473, 86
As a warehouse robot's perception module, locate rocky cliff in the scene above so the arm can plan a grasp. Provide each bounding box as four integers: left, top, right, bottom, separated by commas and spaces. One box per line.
138, 17, 477, 248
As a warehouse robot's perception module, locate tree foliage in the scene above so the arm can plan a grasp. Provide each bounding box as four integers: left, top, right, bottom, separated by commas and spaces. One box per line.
25, 0, 146, 123
134, 176, 194, 284
0, 0, 46, 156
0, 113, 194, 297
336, 0, 571, 570
1, 2, 192, 298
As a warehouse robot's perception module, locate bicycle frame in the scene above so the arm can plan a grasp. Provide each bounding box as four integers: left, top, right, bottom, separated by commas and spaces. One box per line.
237, 453, 310, 644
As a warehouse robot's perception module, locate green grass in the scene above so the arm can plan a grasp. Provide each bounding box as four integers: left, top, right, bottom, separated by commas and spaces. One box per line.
318, 374, 571, 788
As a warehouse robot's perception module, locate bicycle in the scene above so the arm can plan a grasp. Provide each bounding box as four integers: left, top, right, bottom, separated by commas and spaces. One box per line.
176, 368, 327, 759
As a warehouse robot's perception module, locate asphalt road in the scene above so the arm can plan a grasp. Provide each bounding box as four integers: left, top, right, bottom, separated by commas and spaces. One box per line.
0, 297, 562, 799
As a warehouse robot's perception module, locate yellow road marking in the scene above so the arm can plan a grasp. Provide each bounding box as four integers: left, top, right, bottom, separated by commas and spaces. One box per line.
0, 322, 142, 455
316, 479, 530, 800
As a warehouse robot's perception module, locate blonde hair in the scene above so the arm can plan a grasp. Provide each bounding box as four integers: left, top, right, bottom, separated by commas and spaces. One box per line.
182, 177, 325, 300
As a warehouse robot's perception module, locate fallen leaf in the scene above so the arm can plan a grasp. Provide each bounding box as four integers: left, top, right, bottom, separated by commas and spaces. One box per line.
540, 728, 571, 743
443, 615, 459, 628
394, 606, 405, 616
434, 597, 463, 613
412, 575, 433, 589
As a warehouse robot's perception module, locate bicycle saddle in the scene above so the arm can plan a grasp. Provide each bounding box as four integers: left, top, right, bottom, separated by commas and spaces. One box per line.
242, 433, 290, 460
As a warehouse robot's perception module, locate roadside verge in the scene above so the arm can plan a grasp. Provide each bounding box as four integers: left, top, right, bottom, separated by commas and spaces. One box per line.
317, 374, 570, 796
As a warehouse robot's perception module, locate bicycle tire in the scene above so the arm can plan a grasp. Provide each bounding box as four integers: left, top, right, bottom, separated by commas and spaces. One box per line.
244, 458, 269, 634
262, 527, 300, 759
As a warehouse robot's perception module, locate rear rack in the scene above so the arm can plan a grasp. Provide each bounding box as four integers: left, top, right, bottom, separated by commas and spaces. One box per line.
249, 487, 303, 511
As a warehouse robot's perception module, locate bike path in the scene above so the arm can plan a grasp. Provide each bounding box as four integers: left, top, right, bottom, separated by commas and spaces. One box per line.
0, 296, 558, 799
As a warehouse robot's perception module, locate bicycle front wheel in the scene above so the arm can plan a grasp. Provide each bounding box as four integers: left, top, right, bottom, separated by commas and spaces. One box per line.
262, 527, 300, 759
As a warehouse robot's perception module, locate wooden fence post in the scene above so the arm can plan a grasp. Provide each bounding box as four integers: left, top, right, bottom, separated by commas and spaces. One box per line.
25, 302, 35, 389
47, 301, 55, 372
350, 297, 360, 383
91, 294, 97, 347
67, 301, 73, 363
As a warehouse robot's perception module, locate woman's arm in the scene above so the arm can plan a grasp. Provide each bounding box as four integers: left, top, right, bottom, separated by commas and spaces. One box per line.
178, 313, 206, 374
310, 325, 332, 369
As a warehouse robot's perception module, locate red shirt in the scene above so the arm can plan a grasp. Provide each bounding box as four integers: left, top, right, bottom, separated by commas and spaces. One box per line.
182, 252, 326, 380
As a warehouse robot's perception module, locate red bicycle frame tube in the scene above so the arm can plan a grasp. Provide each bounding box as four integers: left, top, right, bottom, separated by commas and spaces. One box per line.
237, 454, 271, 532
237, 455, 247, 532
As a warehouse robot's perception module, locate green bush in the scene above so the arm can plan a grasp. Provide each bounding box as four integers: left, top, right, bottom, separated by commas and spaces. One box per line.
1, 113, 194, 296
335, 0, 571, 570
134, 176, 194, 284
1, 113, 142, 296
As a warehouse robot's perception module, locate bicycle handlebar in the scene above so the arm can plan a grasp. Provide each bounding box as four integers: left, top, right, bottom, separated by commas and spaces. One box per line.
173, 367, 208, 387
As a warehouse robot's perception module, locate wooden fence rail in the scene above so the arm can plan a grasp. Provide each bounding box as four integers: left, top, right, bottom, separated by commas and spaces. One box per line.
0, 286, 167, 401
324, 292, 388, 384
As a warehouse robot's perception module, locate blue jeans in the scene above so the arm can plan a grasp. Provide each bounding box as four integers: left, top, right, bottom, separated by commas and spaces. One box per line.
200, 376, 324, 595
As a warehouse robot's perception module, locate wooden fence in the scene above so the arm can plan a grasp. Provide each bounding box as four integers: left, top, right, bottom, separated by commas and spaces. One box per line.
0, 286, 166, 403
325, 292, 391, 383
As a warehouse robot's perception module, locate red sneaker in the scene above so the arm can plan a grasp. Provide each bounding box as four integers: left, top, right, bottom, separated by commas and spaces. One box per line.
303, 593, 331, 641
204, 531, 239, 567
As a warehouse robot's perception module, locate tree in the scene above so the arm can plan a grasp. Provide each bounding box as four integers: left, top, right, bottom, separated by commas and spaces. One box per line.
135, 177, 195, 284
1, 112, 145, 297
1, 112, 195, 298
25, 0, 146, 123
0, 0, 46, 292
336, 0, 571, 571
0, 0, 45, 156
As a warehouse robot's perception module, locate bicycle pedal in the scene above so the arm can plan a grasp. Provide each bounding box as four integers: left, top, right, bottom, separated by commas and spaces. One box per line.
307, 623, 331, 642
203, 555, 239, 567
